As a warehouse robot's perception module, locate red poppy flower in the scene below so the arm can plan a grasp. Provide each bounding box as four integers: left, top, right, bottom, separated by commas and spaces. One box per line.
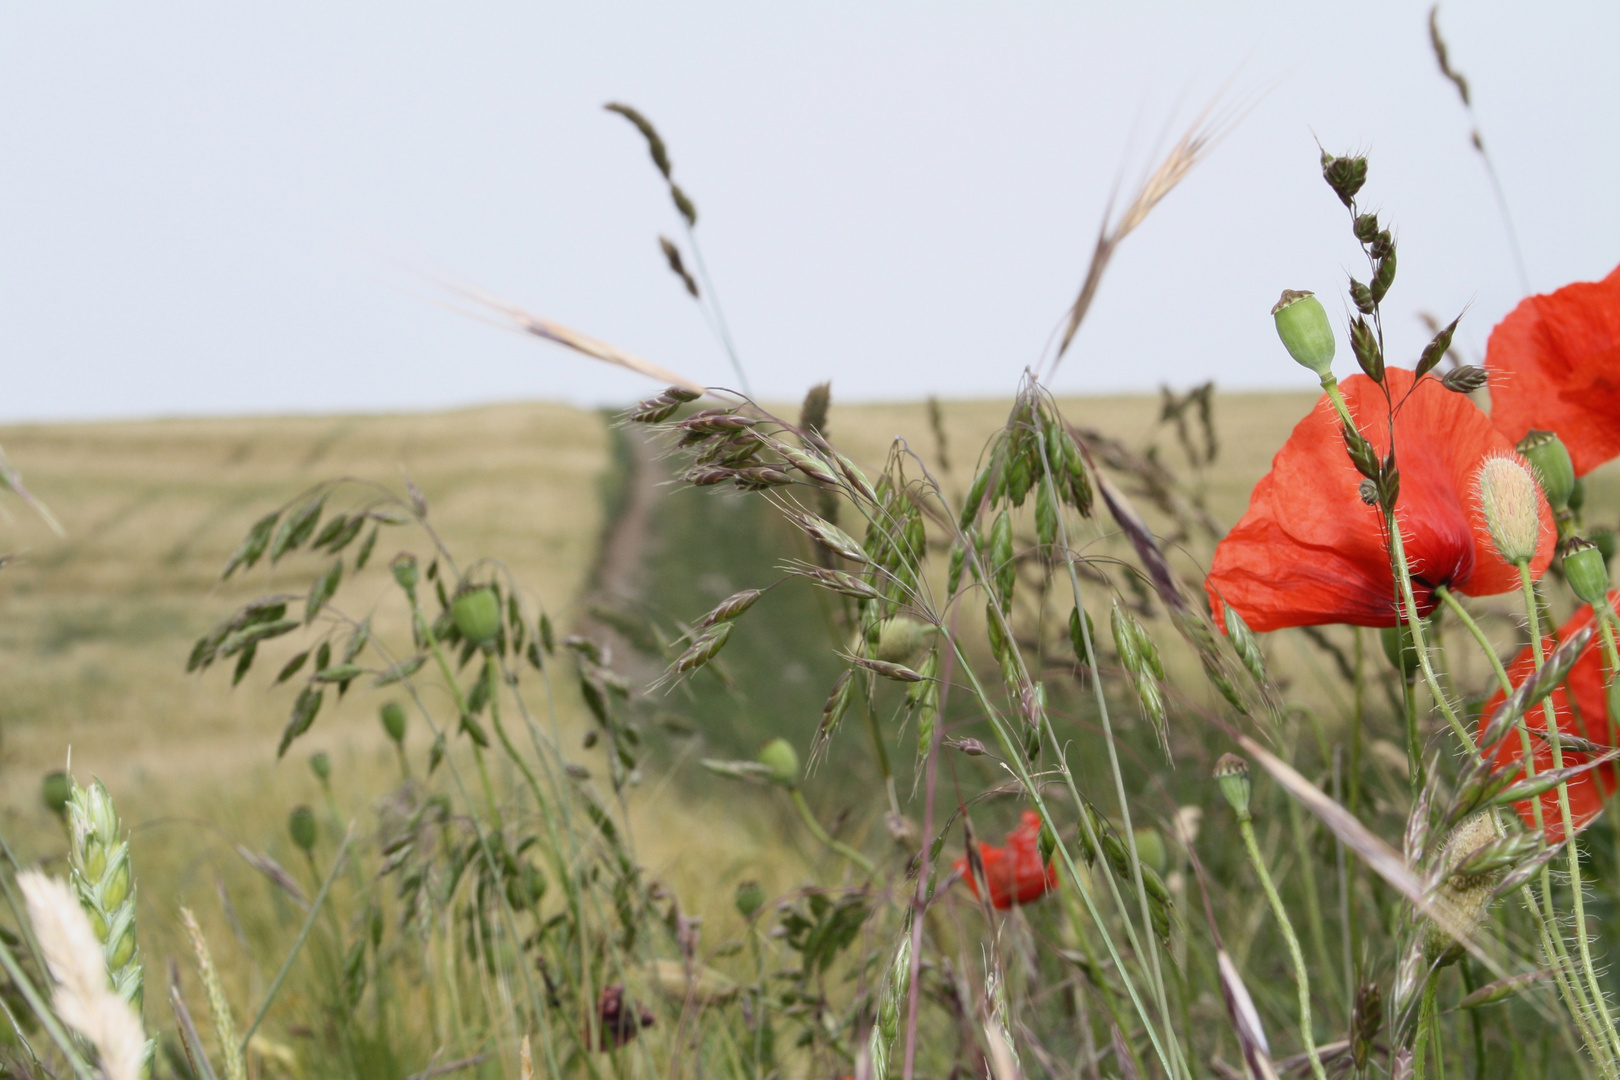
1486, 263, 1620, 477
954, 809, 1056, 909
1480, 595, 1620, 842
1206, 368, 1554, 632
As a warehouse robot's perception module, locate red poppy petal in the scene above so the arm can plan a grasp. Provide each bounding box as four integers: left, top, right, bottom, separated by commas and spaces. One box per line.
1487, 262, 1620, 476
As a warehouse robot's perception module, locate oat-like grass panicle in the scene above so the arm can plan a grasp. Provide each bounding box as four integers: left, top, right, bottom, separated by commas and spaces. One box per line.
1046, 99, 1247, 379
17, 872, 145, 1080
430, 277, 706, 394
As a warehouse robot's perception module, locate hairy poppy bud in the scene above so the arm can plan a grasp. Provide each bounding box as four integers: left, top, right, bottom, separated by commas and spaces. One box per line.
1564, 538, 1611, 606
1477, 457, 1543, 564
1423, 811, 1505, 964
288, 805, 318, 853
309, 751, 331, 784
41, 771, 71, 819
1516, 429, 1575, 513
1272, 290, 1336, 378
451, 586, 502, 647
734, 880, 765, 918
1214, 753, 1251, 818
756, 738, 800, 788
380, 701, 407, 745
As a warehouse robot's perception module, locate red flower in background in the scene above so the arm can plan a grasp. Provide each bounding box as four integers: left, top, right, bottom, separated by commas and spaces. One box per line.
1206, 368, 1554, 632
1480, 596, 1620, 842
1486, 263, 1620, 477
955, 810, 1056, 909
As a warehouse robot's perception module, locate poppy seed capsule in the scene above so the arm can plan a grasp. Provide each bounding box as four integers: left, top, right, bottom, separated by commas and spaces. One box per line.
309, 751, 331, 783
734, 880, 765, 918
1477, 456, 1543, 565
1516, 429, 1576, 512
756, 738, 800, 788
288, 805, 318, 853
1271, 290, 1336, 378
1213, 753, 1251, 817
451, 586, 502, 647
390, 552, 419, 594
1563, 538, 1611, 606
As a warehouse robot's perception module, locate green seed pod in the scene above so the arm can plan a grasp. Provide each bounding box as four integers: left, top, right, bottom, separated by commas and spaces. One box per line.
873, 616, 933, 665
989, 510, 1015, 612
1214, 753, 1251, 818
1570, 476, 1587, 515
309, 751, 332, 784
380, 701, 407, 745
734, 880, 765, 918
1133, 827, 1167, 876
1110, 603, 1142, 674
1516, 429, 1575, 513
1221, 606, 1267, 685
756, 738, 800, 788
1271, 290, 1336, 378
41, 770, 71, 819
1380, 621, 1422, 683
1564, 538, 1611, 606
1477, 456, 1543, 564
1595, 529, 1616, 564
451, 586, 502, 647
390, 552, 419, 594
288, 805, 318, 853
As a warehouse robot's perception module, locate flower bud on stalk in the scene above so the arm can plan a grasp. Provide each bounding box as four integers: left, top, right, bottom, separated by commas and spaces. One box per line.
757, 738, 800, 788
1516, 429, 1576, 514
288, 805, 318, 853
1477, 456, 1543, 564
1214, 754, 1252, 819
1564, 538, 1612, 606
41, 770, 71, 820
451, 586, 502, 648
1272, 290, 1336, 379
380, 701, 408, 745
1422, 811, 1506, 964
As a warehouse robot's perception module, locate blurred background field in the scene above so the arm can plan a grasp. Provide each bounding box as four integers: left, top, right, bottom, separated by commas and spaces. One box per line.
7, 383, 1620, 1062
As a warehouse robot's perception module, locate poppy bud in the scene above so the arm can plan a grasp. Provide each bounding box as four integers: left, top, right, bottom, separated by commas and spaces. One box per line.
1570, 477, 1587, 515
1422, 811, 1505, 963
1271, 290, 1336, 378
288, 805, 318, 853
451, 586, 502, 648
380, 701, 407, 745
1515, 429, 1575, 513
871, 616, 934, 665
1133, 827, 1167, 875
391, 553, 419, 595
1596, 529, 1616, 564
309, 751, 331, 784
1564, 538, 1611, 606
1214, 753, 1251, 818
1477, 457, 1543, 565
734, 880, 765, 918
1380, 621, 1422, 683
41, 771, 71, 819
756, 738, 800, 788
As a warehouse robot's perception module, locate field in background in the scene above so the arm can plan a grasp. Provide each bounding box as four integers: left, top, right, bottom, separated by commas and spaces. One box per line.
14, 385, 1558, 993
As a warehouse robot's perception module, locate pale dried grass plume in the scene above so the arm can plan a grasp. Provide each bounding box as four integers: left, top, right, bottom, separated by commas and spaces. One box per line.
17, 871, 145, 1080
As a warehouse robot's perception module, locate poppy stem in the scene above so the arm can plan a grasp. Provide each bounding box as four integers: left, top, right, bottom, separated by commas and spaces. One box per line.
1517, 561, 1620, 1061
787, 787, 874, 875
1235, 810, 1328, 1080
1432, 586, 1512, 697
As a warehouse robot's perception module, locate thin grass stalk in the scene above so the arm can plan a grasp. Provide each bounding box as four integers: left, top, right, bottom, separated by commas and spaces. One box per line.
0, 934, 96, 1080
1516, 563, 1620, 1064
1236, 812, 1327, 1080
1026, 399, 1189, 1078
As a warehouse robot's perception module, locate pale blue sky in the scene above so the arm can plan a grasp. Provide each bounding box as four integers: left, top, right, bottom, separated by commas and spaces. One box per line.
3, 3, 1617, 421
